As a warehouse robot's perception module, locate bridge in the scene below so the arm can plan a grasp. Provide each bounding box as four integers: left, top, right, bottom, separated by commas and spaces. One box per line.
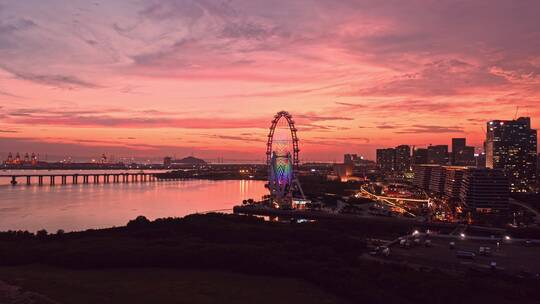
1, 172, 161, 186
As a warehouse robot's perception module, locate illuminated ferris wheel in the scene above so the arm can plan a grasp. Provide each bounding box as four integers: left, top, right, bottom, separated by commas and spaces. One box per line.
266, 111, 304, 207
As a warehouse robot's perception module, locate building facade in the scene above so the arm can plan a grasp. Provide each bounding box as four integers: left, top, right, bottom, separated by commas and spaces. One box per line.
485, 117, 538, 192
429, 166, 446, 194
451, 138, 466, 164
459, 168, 510, 215
394, 145, 411, 174
413, 148, 428, 165
444, 167, 466, 200
451, 138, 475, 166
376, 148, 395, 172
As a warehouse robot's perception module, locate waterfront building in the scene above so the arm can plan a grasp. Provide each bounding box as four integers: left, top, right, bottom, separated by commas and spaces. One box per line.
395, 145, 411, 173
485, 117, 538, 192
444, 167, 467, 200
459, 168, 510, 215
413, 164, 438, 190
428, 166, 446, 194
376, 148, 395, 172
427, 145, 449, 165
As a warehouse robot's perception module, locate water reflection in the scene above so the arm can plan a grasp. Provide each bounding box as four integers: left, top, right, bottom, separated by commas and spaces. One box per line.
0, 179, 267, 232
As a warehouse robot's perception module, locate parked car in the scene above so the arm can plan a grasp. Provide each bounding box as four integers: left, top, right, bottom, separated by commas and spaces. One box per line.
456, 250, 475, 259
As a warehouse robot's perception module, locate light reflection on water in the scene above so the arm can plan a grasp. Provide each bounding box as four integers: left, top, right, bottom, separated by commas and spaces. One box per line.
0, 179, 267, 232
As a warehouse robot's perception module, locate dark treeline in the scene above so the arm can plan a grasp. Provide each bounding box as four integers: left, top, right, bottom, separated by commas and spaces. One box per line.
0, 214, 539, 304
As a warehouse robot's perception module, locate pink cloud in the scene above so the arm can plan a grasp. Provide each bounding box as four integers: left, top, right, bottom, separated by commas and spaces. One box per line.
0, 1, 539, 159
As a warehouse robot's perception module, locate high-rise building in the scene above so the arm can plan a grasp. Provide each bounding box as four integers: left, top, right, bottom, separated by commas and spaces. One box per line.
427, 145, 449, 165
394, 145, 411, 173
459, 168, 509, 215
413, 148, 428, 165
376, 148, 395, 172
451, 138, 475, 166
454, 146, 476, 166
451, 138, 466, 164
485, 117, 538, 192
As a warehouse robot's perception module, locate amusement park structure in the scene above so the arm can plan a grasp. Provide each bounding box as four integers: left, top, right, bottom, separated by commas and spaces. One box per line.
266, 111, 306, 208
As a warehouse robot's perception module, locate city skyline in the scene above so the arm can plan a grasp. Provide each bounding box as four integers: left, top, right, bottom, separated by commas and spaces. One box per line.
1, 1, 540, 161
1, 117, 536, 163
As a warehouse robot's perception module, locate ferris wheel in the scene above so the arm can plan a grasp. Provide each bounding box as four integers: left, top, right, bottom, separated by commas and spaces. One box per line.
266, 111, 304, 207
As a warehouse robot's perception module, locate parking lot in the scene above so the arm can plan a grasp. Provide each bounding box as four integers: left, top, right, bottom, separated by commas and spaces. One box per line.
386, 235, 540, 276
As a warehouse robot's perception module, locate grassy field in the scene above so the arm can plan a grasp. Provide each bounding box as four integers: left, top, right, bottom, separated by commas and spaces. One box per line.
0, 265, 348, 304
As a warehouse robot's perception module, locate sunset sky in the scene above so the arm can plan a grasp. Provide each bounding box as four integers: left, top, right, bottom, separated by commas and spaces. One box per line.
1, 0, 539, 162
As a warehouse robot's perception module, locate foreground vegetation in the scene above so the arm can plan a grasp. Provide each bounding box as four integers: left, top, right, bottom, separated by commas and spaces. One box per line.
1, 214, 539, 304
0, 266, 344, 304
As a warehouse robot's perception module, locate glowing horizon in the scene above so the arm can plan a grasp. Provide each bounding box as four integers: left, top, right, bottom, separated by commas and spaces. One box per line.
1, 1, 539, 161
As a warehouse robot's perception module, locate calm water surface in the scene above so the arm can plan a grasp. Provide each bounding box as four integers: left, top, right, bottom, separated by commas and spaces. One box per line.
0, 170, 267, 232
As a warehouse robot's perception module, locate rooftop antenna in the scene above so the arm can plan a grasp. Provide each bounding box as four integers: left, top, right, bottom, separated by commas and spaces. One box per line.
514, 105, 519, 120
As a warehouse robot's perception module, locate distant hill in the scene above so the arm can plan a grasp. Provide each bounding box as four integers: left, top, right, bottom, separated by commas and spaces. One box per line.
174, 156, 207, 164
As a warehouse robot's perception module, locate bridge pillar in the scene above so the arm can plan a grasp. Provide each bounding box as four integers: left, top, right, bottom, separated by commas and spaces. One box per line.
50, 176, 55, 185
26, 176, 31, 185
38, 176, 43, 185
10, 176, 17, 185
73, 175, 78, 184
94, 175, 99, 184
61, 176, 67, 185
